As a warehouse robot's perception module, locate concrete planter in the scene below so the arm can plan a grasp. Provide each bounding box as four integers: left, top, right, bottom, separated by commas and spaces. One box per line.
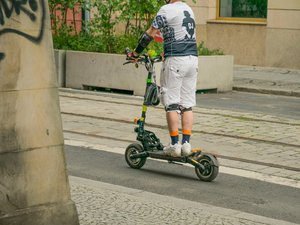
198, 55, 234, 92
54, 50, 233, 95
54, 49, 66, 87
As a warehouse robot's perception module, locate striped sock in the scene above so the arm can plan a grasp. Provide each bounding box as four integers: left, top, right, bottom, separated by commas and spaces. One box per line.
170, 131, 179, 145
182, 130, 191, 144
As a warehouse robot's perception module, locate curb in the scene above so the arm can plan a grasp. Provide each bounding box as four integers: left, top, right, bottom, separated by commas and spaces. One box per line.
233, 86, 300, 97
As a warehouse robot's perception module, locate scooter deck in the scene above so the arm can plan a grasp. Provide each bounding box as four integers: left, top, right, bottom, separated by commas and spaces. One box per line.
148, 151, 187, 162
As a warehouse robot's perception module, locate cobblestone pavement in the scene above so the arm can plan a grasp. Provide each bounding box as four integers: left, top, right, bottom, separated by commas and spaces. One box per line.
69, 176, 298, 225
59, 90, 300, 181
60, 88, 300, 225
59, 65, 300, 225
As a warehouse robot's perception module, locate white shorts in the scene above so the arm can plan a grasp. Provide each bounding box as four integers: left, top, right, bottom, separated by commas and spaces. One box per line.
160, 55, 198, 109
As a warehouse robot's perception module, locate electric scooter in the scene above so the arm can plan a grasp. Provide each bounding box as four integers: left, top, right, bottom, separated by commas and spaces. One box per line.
123, 48, 219, 182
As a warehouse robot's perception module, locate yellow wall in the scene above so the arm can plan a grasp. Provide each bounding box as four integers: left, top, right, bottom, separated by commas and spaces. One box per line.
188, 0, 300, 69
265, 0, 300, 68
206, 23, 267, 66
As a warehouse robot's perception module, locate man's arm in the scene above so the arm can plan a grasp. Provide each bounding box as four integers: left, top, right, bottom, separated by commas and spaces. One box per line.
146, 26, 159, 38
133, 26, 159, 56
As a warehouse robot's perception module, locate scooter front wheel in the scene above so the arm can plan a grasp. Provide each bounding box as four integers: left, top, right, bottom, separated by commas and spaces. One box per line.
195, 153, 219, 182
125, 143, 147, 169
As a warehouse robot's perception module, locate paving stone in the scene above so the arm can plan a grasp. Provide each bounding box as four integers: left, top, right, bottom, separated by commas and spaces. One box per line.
60, 89, 300, 195
70, 177, 295, 225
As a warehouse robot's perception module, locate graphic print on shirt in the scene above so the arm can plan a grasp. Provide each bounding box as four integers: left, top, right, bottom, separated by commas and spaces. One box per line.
152, 15, 175, 43
152, 6, 198, 57
182, 11, 196, 40
152, 15, 167, 29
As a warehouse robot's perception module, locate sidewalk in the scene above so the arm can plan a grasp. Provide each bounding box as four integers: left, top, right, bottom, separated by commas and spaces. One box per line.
69, 176, 298, 225
61, 66, 300, 225
233, 65, 300, 97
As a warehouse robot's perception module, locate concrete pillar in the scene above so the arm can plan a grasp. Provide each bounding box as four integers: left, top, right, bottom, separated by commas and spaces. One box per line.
0, 0, 79, 224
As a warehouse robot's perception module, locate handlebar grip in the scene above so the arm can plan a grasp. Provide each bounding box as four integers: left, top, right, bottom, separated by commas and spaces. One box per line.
125, 47, 131, 55
153, 55, 162, 62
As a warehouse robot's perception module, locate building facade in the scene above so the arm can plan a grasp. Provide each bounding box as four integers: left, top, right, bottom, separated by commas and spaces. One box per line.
187, 0, 300, 69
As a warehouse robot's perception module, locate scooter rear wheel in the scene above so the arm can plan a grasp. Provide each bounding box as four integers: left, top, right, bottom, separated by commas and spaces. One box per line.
195, 154, 219, 182
125, 143, 147, 169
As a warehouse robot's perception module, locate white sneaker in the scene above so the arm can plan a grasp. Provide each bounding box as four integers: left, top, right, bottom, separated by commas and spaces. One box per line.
163, 143, 181, 157
181, 142, 192, 156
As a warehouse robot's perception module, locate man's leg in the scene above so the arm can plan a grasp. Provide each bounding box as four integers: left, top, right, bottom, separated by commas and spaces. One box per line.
180, 55, 198, 155
166, 111, 179, 145
160, 57, 183, 156
181, 110, 193, 144
164, 110, 181, 156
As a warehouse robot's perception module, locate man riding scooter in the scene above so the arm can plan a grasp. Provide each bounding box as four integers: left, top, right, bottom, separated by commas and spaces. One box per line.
131, 0, 198, 157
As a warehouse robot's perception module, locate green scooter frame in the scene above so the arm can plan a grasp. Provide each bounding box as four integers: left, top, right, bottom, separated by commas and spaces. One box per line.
123, 49, 219, 182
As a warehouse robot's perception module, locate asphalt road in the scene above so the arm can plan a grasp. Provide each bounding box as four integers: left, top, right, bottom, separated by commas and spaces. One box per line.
196, 91, 300, 120
65, 145, 300, 224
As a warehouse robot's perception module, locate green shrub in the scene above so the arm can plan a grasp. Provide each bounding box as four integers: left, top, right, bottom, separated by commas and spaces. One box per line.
197, 41, 224, 55
53, 33, 224, 56
53, 31, 106, 53
112, 35, 139, 54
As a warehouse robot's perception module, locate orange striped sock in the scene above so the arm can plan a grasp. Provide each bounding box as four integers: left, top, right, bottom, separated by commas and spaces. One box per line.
170, 130, 179, 145
182, 130, 191, 143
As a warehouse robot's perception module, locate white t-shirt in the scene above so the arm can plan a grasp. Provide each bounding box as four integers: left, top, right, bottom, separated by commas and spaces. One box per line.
152, 1, 198, 58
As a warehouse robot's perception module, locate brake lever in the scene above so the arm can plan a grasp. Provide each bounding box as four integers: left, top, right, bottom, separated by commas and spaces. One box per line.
123, 60, 140, 68
123, 61, 131, 65
153, 55, 163, 63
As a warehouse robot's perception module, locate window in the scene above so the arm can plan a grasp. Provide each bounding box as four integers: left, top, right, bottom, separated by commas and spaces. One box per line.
217, 0, 267, 22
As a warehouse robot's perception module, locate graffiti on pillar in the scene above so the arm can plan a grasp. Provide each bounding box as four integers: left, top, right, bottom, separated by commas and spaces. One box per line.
0, 0, 46, 61
0, 52, 4, 60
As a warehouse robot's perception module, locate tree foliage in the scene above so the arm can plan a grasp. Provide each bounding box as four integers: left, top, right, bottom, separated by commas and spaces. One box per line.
49, 0, 221, 55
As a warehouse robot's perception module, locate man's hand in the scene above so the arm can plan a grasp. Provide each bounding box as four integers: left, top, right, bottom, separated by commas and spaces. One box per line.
126, 51, 140, 64
128, 51, 139, 58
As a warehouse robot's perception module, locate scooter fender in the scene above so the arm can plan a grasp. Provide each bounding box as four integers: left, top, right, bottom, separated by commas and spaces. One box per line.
200, 153, 219, 167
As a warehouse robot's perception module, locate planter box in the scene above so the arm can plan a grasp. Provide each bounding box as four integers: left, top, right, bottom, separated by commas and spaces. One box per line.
198, 55, 234, 92
65, 51, 156, 96
54, 50, 233, 95
54, 49, 66, 87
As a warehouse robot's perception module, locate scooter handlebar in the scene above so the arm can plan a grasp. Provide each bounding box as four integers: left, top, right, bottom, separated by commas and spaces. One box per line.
123, 48, 162, 66
125, 47, 131, 55
152, 55, 163, 63
123, 61, 132, 65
